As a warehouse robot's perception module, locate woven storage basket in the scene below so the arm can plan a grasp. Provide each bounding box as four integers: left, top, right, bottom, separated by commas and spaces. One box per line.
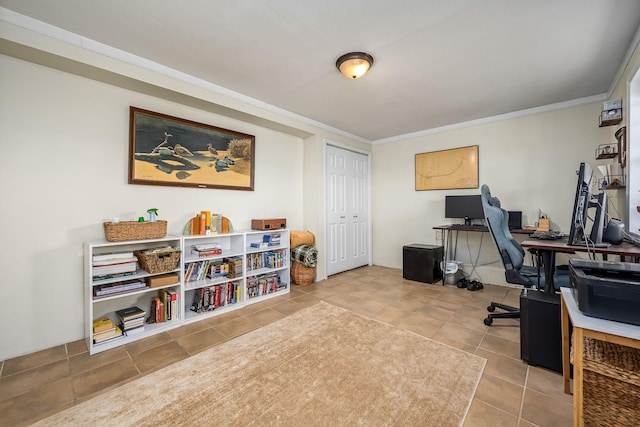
579, 336, 640, 426
134, 248, 181, 274
291, 261, 316, 286
104, 220, 167, 242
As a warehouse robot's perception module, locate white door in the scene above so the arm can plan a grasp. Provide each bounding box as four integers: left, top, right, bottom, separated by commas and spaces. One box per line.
326, 145, 370, 276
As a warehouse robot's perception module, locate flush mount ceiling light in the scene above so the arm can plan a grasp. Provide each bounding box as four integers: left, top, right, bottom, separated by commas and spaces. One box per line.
336, 52, 374, 79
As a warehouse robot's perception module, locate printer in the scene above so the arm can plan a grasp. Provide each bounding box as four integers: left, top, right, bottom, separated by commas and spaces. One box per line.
569, 259, 640, 326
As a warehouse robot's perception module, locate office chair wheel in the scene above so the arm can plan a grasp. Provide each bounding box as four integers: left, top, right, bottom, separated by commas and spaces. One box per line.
484, 316, 493, 326
487, 304, 496, 312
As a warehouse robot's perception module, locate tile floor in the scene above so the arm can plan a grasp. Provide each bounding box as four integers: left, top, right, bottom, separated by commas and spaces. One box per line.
0, 266, 573, 426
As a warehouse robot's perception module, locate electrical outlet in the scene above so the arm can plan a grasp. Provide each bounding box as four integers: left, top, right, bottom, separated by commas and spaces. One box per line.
435, 230, 443, 240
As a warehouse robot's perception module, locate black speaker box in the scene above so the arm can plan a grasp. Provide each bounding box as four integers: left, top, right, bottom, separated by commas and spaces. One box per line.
402, 244, 443, 284
520, 290, 562, 373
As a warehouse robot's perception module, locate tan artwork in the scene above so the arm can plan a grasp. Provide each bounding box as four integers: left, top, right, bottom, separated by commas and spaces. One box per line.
415, 145, 479, 191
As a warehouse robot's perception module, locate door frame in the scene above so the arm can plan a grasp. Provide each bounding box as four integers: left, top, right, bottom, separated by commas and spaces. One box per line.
324, 139, 373, 275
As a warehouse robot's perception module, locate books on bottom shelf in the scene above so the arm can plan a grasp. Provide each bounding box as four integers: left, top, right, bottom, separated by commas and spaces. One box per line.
92, 317, 123, 344
115, 306, 146, 335
246, 272, 286, 299
191, 281, 241, 313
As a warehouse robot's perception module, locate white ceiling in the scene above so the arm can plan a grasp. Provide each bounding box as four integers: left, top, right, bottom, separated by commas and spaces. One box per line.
2, 1, 640, 142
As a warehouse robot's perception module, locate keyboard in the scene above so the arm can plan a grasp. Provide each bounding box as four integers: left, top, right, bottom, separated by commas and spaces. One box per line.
530, 230, 565, 240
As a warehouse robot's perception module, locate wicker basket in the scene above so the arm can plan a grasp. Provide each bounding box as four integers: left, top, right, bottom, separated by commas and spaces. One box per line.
291, 261, 316, 286
103, 220, 167, 242
579, 336, 640, 426
134, 248, 181, 274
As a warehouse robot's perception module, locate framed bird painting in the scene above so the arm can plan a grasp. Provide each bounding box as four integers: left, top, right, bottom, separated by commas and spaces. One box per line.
128, 107, 255, 191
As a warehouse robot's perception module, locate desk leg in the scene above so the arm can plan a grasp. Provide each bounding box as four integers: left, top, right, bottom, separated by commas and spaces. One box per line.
561, 294, 571, 395
540, 250, 556, 293
573, 327, 584, 427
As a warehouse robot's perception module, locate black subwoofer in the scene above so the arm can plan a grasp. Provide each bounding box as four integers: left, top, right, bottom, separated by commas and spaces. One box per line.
520, 290, 562, 373
402, 244, 443, 284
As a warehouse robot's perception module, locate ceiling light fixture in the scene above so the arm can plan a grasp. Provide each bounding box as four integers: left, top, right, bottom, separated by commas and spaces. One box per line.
336, 52, 374, 79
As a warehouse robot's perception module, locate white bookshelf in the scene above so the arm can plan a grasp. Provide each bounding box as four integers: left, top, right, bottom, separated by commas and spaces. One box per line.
84, 230, 290, 354
84, 236, 182, 355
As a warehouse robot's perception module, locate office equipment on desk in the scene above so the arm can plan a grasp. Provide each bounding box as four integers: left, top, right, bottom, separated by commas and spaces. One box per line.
479, 184, 570, 325
520, 290, 562, 373
567, 162, 610, 248
402, 244, 443, 284
560, 288, 640, 427
530, 230, 565, 240
444, 194, 484, 226
569, 258, 640, 326
507, 211, 522, 229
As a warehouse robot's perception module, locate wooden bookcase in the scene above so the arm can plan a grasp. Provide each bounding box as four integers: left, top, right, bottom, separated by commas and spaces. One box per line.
84, 230, 290, 354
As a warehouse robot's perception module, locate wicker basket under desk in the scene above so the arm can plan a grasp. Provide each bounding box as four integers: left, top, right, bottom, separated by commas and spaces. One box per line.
575, 336, 640, 426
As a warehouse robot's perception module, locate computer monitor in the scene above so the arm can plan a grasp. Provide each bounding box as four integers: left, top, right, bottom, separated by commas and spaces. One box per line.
445, 195, 484, 225
567, 162, 610, 247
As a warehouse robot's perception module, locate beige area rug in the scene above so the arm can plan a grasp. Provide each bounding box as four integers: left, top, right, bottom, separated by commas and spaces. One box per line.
37, 302, 486, 426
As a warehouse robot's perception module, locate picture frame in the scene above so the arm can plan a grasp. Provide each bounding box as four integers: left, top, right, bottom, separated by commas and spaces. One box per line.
129, 107, 255, 190
415, 145, 479, 191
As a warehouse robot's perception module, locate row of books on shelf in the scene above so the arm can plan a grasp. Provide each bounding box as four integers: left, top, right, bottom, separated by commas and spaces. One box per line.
148, 289, 178, 324
246, 272, 286, 299
184, 257, 242, 282
190, 282, 241, 313
92, 251, 138, 280
246, 250, 287, 271
188, 211, 232, 235
93, 279, 147, 299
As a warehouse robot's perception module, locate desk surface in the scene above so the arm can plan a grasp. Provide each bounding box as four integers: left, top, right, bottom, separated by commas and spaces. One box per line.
561, 288, 640, 341
521, 238, 640, 257
434, 224, 535, 235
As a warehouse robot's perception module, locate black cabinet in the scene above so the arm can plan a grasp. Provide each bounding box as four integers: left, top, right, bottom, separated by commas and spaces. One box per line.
520, 290, 562, 373
402, 244, 443, 284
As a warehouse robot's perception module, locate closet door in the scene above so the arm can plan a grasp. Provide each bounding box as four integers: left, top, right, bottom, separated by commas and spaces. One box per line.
326, 145, 370, 276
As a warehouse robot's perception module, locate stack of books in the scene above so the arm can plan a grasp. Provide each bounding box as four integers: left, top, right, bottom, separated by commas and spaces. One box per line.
93, 279, 146, 298
92, 317, 123, 344
191, 243, 223, 257
92, 251, 138, 280
115, 306, 146, 336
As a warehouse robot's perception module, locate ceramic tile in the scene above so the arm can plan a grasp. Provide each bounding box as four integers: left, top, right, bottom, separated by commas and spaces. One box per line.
129, 341, 189, 374
463, 399, 519, 427
2, 345, 67, 377
474, 373, 524, 416
176, 328, 228, 354
521, 388, 573, 427
0, 266, 573, 426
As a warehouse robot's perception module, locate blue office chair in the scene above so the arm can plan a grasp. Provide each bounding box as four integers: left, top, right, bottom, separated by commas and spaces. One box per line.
480, 184, 569, 325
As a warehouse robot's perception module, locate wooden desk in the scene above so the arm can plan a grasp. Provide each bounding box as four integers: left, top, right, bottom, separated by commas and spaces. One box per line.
521, 239, 640, 293
560, 288, 640, 426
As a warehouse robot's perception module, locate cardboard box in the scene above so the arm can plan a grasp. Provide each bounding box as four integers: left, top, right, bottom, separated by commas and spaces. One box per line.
251, 218, 286, 230
146, 273, 179, 288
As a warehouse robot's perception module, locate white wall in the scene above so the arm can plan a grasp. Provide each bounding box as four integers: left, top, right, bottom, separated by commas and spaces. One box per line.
371, 102, 617, 284
0, 55, 307, 360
